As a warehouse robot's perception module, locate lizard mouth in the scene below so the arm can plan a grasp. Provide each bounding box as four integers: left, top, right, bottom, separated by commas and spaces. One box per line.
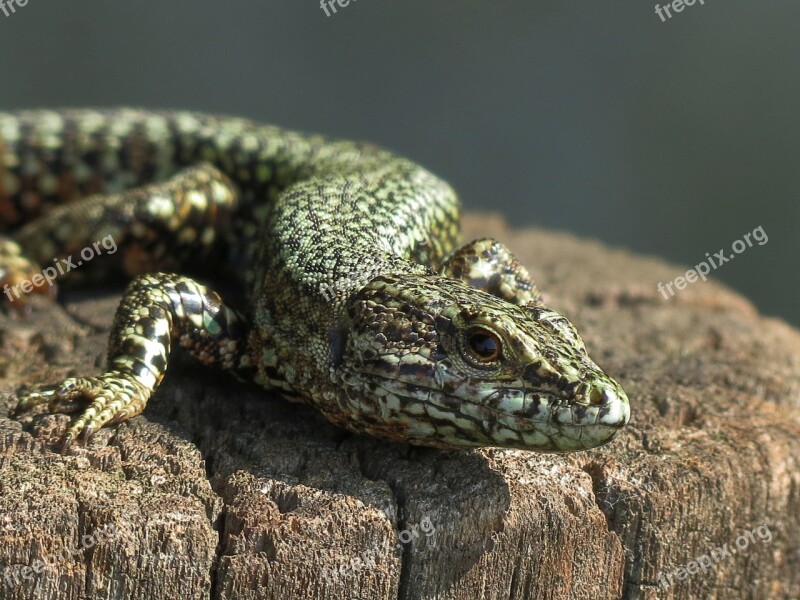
345, 372, 630, 452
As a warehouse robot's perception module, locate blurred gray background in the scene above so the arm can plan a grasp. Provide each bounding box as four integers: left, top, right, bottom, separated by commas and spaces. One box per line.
0, 1, 797, 326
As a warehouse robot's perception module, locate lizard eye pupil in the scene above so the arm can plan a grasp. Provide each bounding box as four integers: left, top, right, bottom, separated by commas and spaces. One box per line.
467, 329, 501, 362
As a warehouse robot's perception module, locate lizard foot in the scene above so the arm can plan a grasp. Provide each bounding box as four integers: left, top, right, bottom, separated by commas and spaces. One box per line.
14, 372, 150, 452
442, 238, 543, 306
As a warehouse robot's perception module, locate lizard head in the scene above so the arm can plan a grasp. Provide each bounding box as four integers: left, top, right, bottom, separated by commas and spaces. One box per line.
333, 273, 630, 452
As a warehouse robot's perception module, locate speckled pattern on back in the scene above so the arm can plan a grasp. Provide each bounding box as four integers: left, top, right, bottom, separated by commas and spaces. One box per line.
5, 109, 630, 452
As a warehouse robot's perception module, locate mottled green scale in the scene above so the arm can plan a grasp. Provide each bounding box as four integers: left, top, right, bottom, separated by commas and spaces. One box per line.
6, 109, 630, 453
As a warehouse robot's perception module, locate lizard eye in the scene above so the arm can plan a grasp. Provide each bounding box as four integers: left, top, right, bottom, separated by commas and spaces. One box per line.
466, 328, 502, 363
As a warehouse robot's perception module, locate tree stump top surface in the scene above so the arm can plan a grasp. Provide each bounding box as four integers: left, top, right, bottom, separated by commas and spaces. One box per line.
0, 213, 797, 600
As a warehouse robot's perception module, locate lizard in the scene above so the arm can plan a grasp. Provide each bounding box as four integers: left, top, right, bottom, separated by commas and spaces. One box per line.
1, 109, 630, 453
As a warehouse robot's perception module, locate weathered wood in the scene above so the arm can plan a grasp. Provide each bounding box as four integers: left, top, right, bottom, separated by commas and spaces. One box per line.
0, 213, 797, 599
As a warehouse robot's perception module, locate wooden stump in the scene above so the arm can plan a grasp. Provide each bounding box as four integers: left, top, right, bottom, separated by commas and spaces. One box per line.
0, 213, 797, 599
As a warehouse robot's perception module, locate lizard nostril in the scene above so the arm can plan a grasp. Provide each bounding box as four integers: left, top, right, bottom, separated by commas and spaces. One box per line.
588, 386, 607, 406
572, 379, 621, 408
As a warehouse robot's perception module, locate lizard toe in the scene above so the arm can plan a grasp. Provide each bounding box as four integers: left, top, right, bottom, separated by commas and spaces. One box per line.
15, 373, 151, 452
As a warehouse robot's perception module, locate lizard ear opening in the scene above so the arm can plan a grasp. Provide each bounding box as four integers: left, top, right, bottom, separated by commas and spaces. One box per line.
328, 322, 348, 368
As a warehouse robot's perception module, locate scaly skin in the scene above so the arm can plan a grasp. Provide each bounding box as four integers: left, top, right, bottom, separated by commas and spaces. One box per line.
2, 109, 630, 452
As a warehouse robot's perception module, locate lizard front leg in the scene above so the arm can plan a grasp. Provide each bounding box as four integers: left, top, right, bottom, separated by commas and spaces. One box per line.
441, 237, 544, 306
13, 273, 254, 451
